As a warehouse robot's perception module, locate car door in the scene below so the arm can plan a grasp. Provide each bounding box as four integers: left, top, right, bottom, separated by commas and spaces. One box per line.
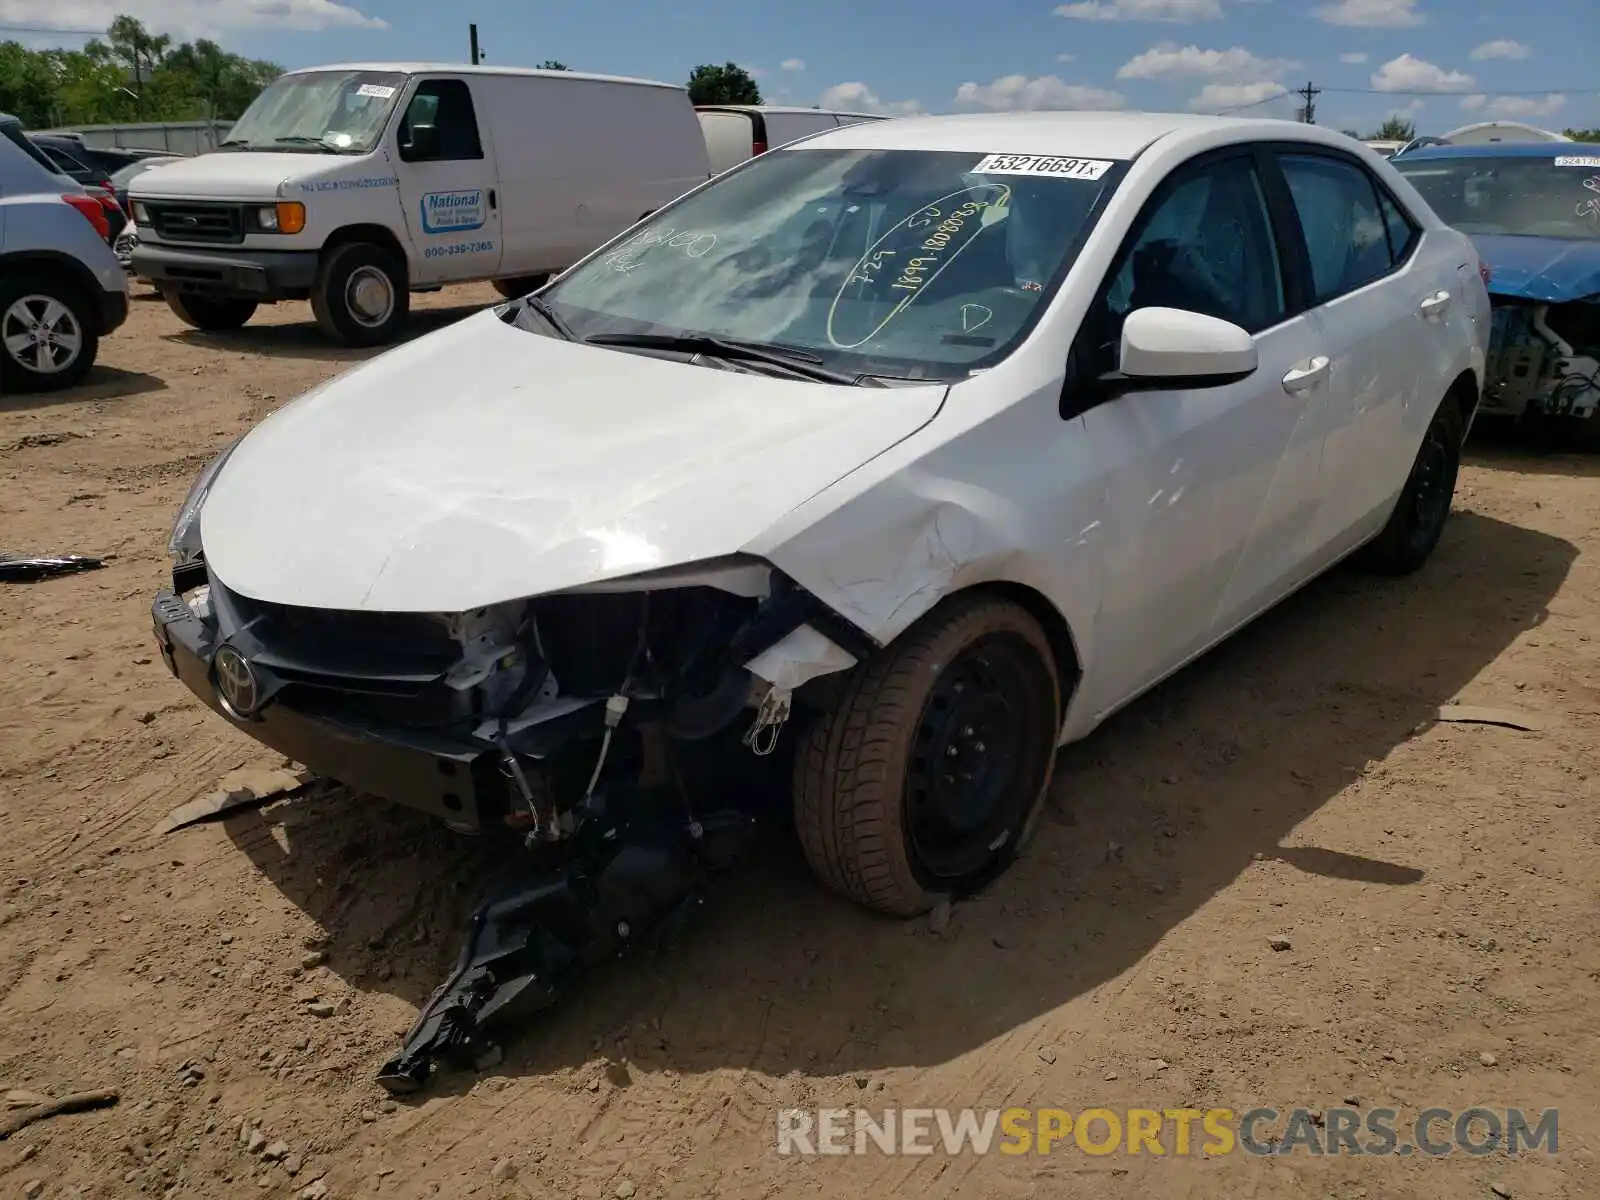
393, 75, 504, 285
1074, 149, 1332, 717
1272, 149, 1432, 556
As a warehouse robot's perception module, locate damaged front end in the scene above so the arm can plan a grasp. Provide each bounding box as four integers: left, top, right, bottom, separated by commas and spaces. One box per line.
151, 551, 875, 1091
1483, 295, 1600, 424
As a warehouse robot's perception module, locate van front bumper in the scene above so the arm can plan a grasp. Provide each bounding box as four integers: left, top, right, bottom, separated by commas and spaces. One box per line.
131, 244, 319, 302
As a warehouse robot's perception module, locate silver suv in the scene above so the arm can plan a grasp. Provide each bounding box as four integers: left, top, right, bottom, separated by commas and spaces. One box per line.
0, 115, 130, 393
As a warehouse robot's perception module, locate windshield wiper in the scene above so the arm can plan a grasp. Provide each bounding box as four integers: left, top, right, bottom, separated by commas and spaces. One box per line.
582, 331, 874, 385
217, 138, 251, 148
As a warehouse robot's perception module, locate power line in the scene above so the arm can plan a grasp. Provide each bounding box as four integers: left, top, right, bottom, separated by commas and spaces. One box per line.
1213, 81, 1600, 117
0, 23, 103, 35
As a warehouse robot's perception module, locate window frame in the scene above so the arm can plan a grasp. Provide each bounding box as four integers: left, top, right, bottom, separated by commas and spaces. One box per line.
397, 76, 485, 164
1263, 142, 1421, 307
1066, 144, 1306, 418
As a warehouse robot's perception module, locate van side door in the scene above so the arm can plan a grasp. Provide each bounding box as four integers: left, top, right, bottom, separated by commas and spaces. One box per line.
392, 75, 504, 284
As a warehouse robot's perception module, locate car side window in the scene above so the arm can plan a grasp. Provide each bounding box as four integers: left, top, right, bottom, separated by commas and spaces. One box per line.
1090, 155, 1285, 372
1377, 186, 1419, 263
399, 79, 484, 162
1279, 153, 1395, 302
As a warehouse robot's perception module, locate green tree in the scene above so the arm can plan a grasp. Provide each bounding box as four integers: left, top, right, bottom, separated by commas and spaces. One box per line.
687, 62, 761, 106
1367, 116, 1416, 142
1563, 128, 1600, 143
538, 60, 569, 70
0, 41, 61, 126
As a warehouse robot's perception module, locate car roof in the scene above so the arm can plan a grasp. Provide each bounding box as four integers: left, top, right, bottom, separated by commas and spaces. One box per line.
788, 110, 1358, 160
1396, 141, 1586, 161
695, 104, 887, 118
288, 63, 684, 91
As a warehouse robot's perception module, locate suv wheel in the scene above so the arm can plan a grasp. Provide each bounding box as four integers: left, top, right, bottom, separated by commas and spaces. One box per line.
312, 242, 409, 347
162, 289, 258, 332
0, 273, 99, 393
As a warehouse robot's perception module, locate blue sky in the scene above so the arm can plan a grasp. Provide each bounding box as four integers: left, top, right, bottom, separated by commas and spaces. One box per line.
5, 0, 1596, 133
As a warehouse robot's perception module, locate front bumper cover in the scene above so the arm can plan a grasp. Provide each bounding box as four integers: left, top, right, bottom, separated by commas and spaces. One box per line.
131, 244, 319, 301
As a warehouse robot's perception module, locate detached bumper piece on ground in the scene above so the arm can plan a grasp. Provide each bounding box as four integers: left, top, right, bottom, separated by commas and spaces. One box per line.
0, 553, 103, 583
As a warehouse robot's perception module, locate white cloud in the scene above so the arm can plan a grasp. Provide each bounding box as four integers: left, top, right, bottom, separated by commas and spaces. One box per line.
0, 0, 387, 35
953, 74, 1125, 111
1054, 0, 1222, 22
1190, 80, 1289, 111
1370, 53, 1473, 92
1339, 51, 1369, 63
1056, 52, 1076, 61
1469, 39, 1530, 60
1460, 93, 1566, 118
1117, 42, 1295, 80
1313, 0, 1425, 27
818, 81, 922, 115
781, 58, 806, 71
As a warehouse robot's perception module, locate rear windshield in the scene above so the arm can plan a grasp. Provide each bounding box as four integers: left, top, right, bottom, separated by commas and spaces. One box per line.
1, 123, 65, 176
540, 146, 1124, 382
1394, 154, 1600, 240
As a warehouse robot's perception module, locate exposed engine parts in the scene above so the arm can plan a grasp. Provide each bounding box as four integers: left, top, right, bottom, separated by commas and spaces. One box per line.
1484, 300, 1600, 423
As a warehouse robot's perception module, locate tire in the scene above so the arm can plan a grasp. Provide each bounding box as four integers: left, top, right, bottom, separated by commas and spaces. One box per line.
0, 272, 99, 393
162, 289, 257, 332
1358, 395, 1465, 576
491, 274, 551, 300
311, 242, 409, 347
793, 595, 1061, 917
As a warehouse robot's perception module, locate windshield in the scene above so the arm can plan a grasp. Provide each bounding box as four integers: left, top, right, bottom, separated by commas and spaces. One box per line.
223, 70, 407, 154
111, 159, 172, 187
538, 147, 1122, 381
1395, 154, 1600, 240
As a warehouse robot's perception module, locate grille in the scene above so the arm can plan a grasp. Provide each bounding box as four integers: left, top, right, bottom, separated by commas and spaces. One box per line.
145, 200, 244, 245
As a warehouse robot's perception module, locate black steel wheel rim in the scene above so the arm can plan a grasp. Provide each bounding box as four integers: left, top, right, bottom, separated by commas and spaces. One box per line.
904, 632, 1054, 883
1410, 423, 1452, 537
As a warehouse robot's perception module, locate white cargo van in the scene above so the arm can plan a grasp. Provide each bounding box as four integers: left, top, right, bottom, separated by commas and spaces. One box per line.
129, 64, 712, 346
695, 106, 889, 174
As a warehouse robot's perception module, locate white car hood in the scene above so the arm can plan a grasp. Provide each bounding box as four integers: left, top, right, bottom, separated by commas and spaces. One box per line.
201, 310, 948, 613
129, 152, 341, 201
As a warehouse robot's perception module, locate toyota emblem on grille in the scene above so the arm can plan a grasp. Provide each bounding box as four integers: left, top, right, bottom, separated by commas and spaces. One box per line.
214, 646, 261, 718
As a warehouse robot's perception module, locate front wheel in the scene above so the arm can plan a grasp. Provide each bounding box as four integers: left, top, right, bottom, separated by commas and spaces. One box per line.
793, 596, 1061, 917
0, 273, 99, 393
1358, 395, 1465, 575
162, 289, 258, 332
311, 242, 409, 347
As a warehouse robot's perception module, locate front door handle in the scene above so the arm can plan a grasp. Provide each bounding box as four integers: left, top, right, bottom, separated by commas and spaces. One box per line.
488, 188, 497, 209
1282, 355, 1330, 394
1419, 289, 1452, 319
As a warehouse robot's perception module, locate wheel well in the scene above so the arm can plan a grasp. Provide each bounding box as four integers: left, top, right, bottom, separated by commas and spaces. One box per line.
1446, 368, 1479, 439
958, 581, 1084, 709
322, 224, 409, 277
0, 251, 103, 330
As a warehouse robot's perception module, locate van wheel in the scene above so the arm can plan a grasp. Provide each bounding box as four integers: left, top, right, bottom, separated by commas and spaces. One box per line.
792, 596, 1061, 917
312, 242, 409, 347
0, 272, 99, 393
162, 289, 258, 332
1359, 395, 1464, 575
492, 275, 550, 300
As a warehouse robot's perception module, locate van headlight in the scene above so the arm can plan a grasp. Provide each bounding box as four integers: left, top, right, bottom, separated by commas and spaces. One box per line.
168, 436, 244, 566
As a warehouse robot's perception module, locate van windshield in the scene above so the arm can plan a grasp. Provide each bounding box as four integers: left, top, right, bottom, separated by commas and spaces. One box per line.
1394, 154, 1600, 240
535, 147, 1123, 382
222, 70, 407, 154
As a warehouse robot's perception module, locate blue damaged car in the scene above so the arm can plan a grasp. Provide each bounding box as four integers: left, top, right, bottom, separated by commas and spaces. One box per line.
1394, 142, 1600, 428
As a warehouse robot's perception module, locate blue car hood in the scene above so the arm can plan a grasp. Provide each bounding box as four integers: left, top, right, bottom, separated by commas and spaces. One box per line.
1472, 234, 1600, 305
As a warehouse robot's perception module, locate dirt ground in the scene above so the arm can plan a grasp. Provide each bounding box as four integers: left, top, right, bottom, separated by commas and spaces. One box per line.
1, 283, 1597, 1200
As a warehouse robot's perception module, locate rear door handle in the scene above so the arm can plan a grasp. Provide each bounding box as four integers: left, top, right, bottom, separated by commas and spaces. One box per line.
1282, 355, 1330, 394
1419, 289, 1452, 319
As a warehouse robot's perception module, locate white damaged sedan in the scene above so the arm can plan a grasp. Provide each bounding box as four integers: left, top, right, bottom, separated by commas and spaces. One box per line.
153, 111, 1489, 940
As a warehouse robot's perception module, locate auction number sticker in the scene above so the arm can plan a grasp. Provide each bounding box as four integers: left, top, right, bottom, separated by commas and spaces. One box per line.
1554, 155, 1600, 168
969, 153, 1113, 180
356, 83, 396, 99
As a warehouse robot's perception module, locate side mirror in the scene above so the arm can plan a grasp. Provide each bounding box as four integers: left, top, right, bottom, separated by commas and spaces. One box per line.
407, 123, 440, 160
1116, 306, 1258, 389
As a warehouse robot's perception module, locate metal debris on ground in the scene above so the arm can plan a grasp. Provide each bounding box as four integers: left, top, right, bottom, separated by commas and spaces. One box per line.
0, 553, 105, 582
154, 766, 318, 836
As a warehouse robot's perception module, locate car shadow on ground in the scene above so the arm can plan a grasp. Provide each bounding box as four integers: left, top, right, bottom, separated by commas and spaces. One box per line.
1467, 419, 1600, 476
162, 300, 492, 364
222, 510, 1575, 1096
0, 366, 166, 414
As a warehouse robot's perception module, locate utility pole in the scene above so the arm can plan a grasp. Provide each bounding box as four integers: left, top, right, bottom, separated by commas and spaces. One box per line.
468, 23, 483, 64
1297, 80, 1320, 124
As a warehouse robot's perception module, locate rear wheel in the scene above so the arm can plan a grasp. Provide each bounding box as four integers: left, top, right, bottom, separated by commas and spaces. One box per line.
162, 289, 257, 332
312, 241, 409, 347
0, 272, 99, 393
793, 596, 1061, 917
1359, 395, 1465, 575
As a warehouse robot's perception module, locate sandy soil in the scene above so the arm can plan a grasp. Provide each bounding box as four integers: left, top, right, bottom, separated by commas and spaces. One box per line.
1, 284, 1597, 1200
